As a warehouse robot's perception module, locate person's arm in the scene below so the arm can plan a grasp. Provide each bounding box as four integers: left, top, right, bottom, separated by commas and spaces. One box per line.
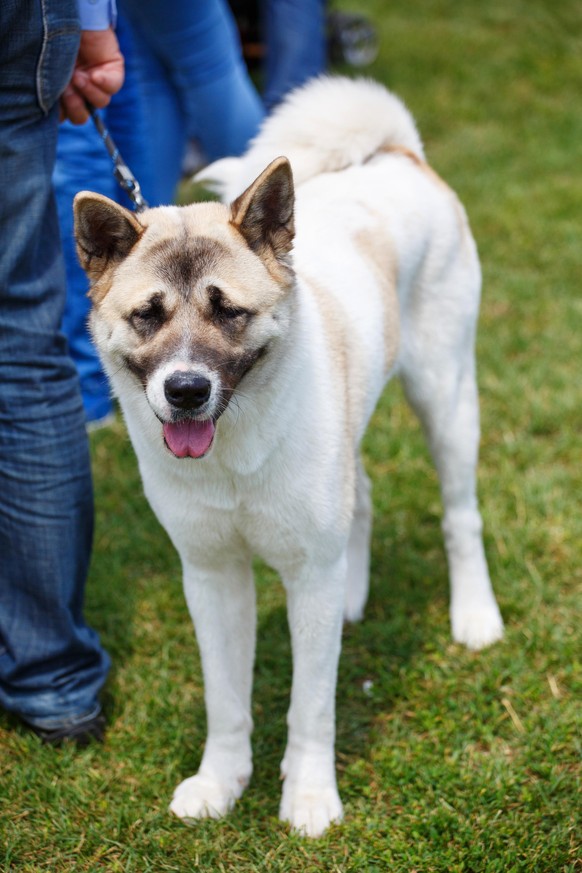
60, 0, 124, 125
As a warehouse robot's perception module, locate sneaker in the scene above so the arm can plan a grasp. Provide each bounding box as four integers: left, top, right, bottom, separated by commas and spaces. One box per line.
28, 713, 106, 747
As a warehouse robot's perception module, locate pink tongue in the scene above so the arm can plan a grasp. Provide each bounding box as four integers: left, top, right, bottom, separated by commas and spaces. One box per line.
163, 419, 215, 458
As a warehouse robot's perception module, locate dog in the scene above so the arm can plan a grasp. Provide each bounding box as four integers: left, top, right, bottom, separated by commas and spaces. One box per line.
74, 76, 503, 837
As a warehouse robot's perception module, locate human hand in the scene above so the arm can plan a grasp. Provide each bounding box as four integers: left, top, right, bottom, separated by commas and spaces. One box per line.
60, 28, 124, 124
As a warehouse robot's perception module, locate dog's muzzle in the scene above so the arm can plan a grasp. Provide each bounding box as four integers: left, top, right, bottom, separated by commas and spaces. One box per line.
162, 370, 216, 459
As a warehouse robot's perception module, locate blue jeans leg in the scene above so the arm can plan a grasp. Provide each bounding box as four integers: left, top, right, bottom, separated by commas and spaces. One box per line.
55, 121, 116, 425
263, 0, 327, 111
0, 0, 110, 730
120, 25, 186, 206
122, 0, 265, 203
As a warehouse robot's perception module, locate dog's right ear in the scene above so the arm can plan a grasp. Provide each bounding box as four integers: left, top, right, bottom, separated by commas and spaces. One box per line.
230, 157, 294, 278
73, 192, 144, 290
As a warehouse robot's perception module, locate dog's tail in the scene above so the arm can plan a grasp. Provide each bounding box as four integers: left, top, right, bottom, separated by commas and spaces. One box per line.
197, 76, 424, 202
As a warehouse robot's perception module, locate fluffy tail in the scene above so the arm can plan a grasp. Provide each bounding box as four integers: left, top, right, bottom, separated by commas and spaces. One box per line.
197, 76, 424, 201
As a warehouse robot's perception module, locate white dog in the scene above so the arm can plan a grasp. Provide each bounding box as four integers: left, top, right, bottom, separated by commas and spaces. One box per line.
74, 76, 503, 837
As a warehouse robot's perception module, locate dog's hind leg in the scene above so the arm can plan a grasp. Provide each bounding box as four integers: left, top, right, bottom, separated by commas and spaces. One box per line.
400, 321, 503, 651
170, 555, 255, 823
344, 457, 373, 623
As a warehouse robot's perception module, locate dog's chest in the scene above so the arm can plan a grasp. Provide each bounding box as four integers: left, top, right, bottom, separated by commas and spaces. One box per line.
146, 456, 347, 574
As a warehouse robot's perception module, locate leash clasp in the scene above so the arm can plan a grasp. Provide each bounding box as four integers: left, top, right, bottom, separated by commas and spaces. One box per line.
86, 101, 149, 213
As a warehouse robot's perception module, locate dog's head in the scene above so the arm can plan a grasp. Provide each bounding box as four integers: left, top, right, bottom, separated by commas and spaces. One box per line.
74, 157, 295, 459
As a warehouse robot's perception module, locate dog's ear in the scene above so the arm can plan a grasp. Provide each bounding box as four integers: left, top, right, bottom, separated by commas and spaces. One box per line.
230, 157, 295, 269
74, 192, 144, 288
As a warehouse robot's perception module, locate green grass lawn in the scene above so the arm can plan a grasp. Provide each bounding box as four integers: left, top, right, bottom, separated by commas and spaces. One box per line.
1, 0, 580, 869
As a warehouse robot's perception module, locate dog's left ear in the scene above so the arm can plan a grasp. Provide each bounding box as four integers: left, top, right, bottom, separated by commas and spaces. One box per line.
230, 157, 295, 267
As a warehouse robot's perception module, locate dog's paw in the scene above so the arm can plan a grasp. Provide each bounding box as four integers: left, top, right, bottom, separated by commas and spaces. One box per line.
451, 600, 504, 650
169, 773, 242, 823
343, 593, 365, 624
279, 749, 343, 837
280, 782, 343, 838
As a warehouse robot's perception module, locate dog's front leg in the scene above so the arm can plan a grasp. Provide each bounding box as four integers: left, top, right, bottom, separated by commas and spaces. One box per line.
280, 554, 346, 837
170, 556, 255, 823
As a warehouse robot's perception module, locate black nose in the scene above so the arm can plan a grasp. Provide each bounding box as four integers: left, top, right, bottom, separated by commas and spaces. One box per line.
164, 371, 212, 410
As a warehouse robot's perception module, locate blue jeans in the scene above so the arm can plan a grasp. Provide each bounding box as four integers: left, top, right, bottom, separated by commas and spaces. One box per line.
122, 0, 265, 205
263, 0, 326, 111
0, 0, 110, 729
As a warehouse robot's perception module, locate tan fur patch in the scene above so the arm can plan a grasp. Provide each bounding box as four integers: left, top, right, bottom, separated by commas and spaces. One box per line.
304, 277, 361, 521
374, 145, 469, 236
305, 277, 348, 407
303, 276, 367, 459
373, 145, 452, 192
352, 228, 400, 376
88, 265, 117, 305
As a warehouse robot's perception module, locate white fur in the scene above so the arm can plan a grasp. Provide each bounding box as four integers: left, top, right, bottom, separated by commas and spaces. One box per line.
97, 77, 503, 837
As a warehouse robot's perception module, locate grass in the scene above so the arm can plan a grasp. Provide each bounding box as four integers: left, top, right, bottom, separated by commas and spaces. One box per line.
1, 0, 580, 869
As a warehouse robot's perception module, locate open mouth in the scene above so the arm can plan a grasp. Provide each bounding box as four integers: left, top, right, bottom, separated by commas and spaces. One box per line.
162, 418, 216, 459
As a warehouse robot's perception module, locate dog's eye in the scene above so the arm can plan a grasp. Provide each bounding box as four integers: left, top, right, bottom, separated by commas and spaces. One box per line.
129, 294, 166, 334
208, 285, 252, 322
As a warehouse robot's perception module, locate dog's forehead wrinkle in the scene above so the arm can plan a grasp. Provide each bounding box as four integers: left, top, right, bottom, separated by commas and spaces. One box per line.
147, 232, 232, 300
